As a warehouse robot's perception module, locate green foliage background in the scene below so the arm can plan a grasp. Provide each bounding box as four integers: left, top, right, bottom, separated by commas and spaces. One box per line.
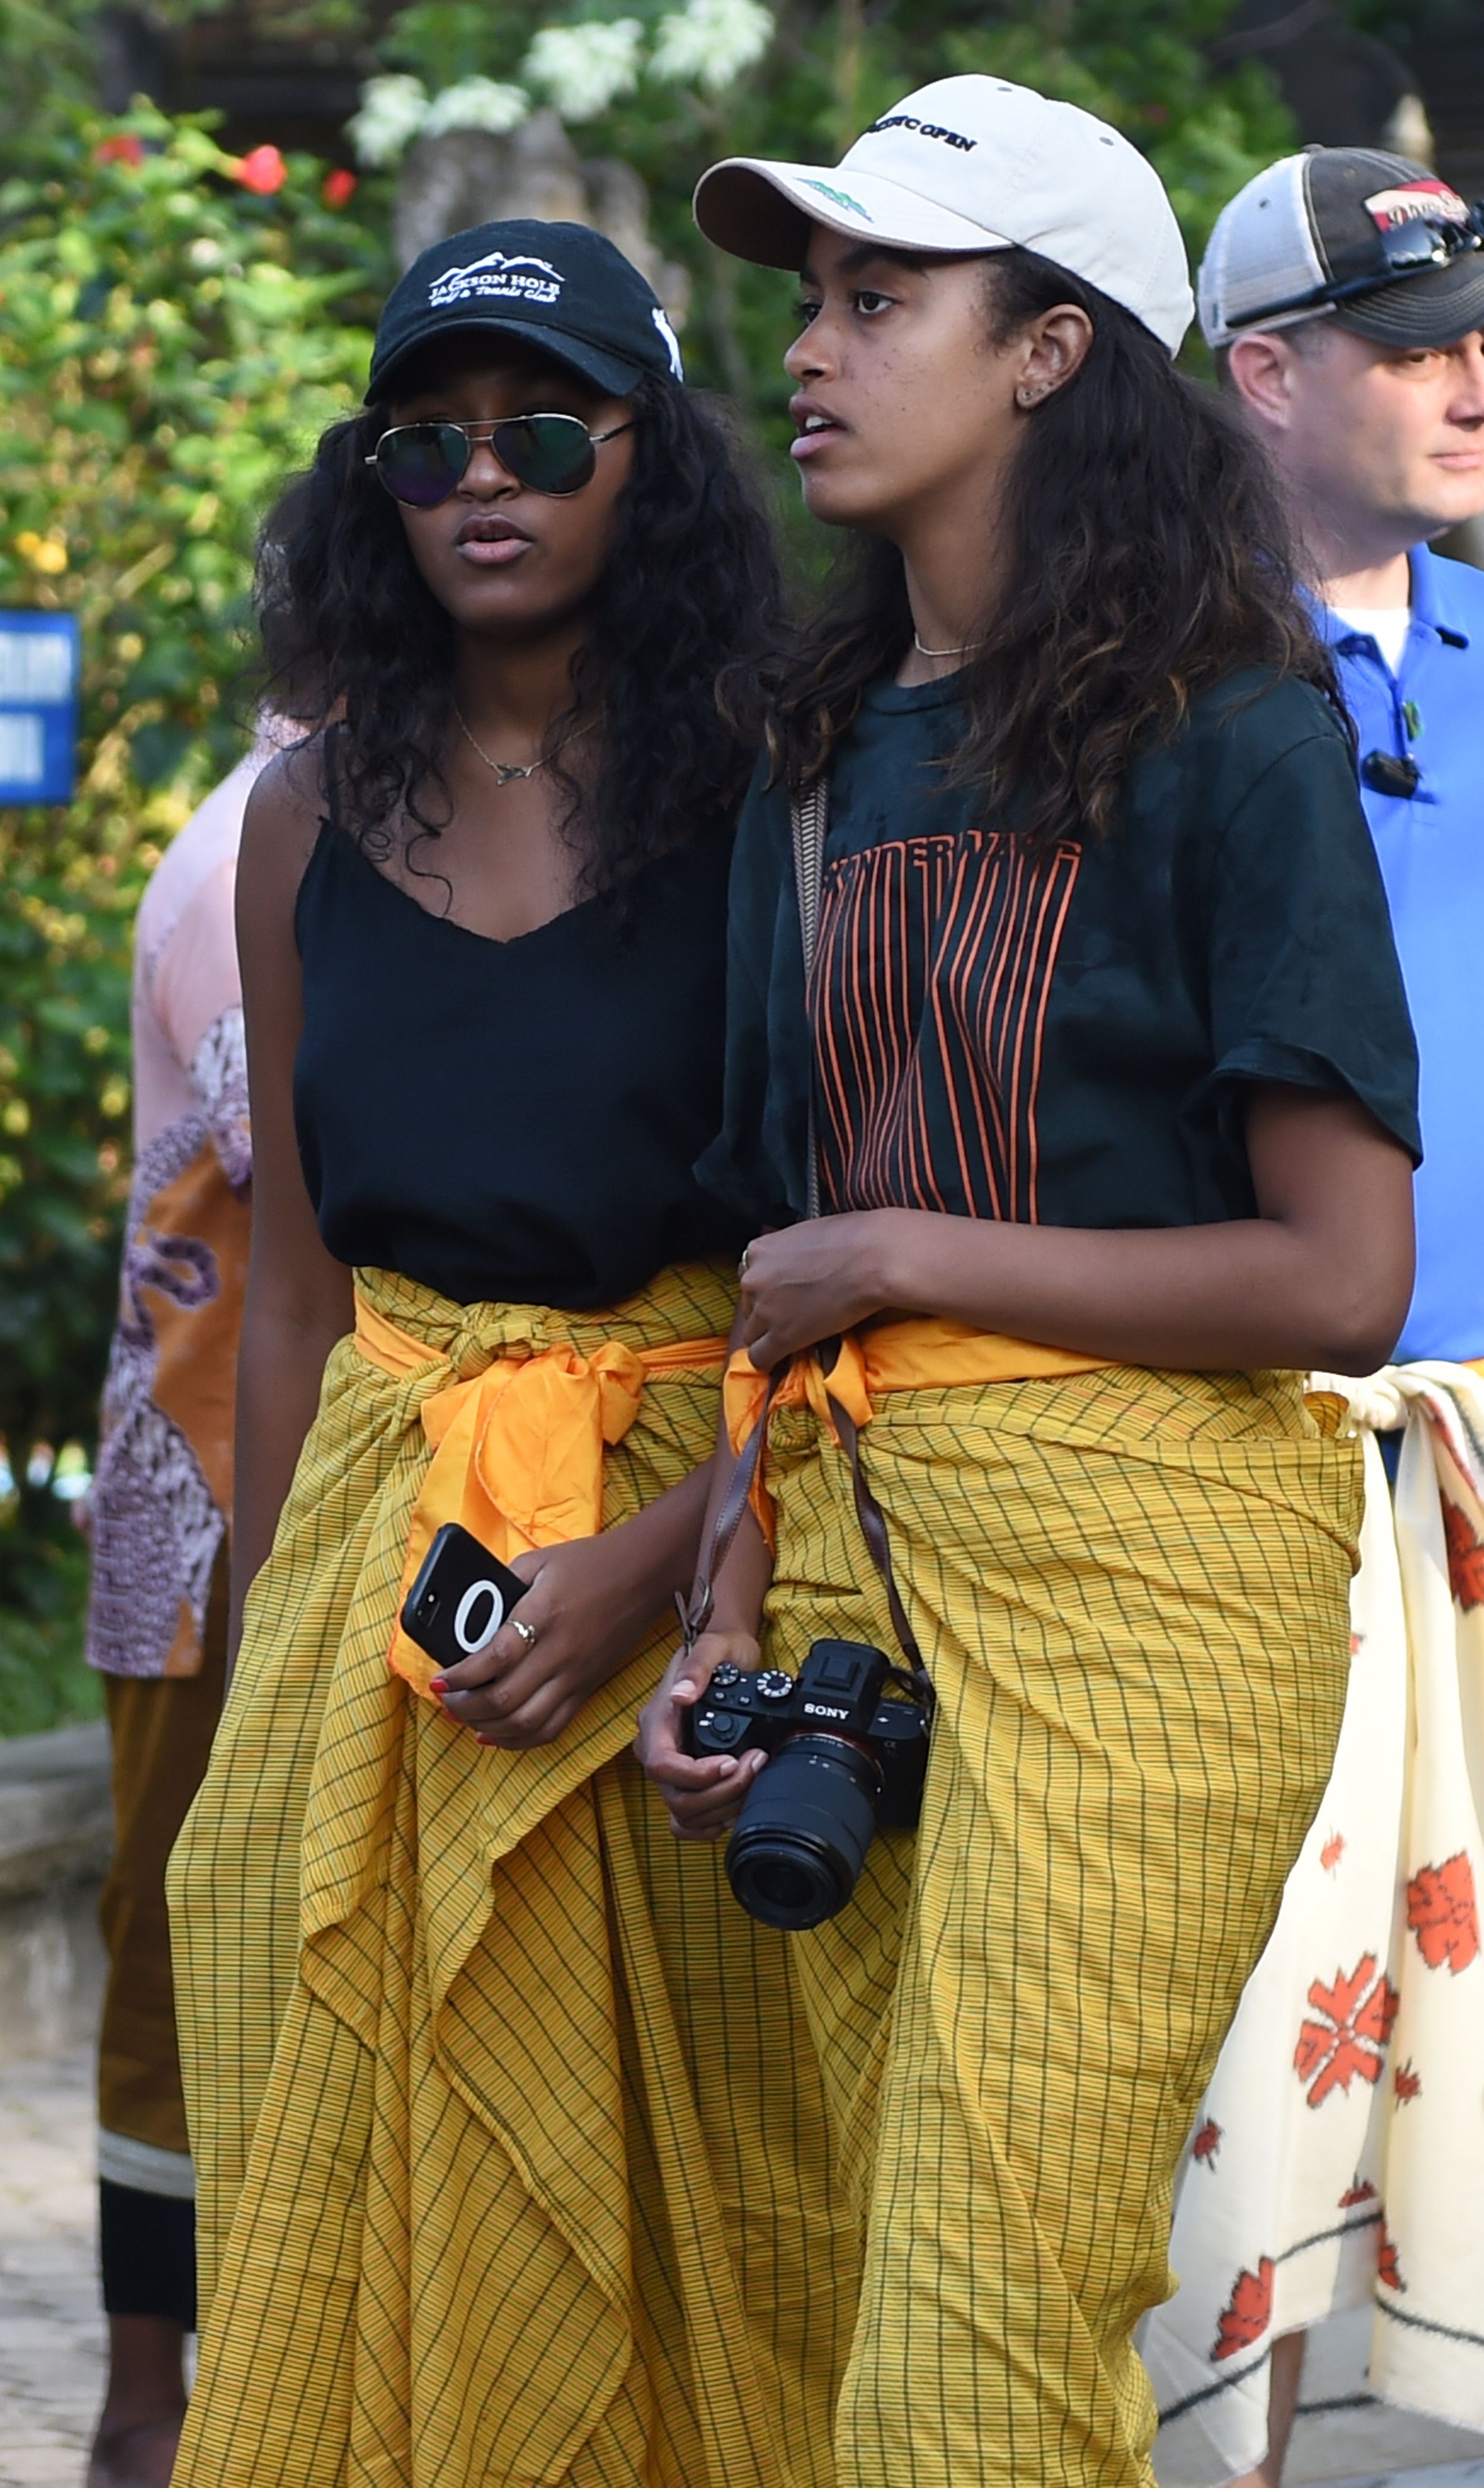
0, 108, 383, 1720
0, 0, 1316, 1724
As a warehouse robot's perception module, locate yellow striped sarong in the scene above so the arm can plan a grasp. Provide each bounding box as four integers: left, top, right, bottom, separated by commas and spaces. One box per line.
167, 1260, 855, 2488
743, 1350, 1361, 2488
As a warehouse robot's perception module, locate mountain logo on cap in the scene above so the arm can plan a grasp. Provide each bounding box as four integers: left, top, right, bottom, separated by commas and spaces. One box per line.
1363, 178, 1468, 235
800, 178, 873, 221
430, 248, 566, 310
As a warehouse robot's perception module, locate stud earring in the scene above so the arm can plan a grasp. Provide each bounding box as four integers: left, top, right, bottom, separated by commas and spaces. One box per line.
1016, 385, 1044, 409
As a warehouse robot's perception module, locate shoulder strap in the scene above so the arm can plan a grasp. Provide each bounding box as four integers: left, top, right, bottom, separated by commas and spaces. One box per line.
681, 771, 932, 1708
789, 776, 828, 1223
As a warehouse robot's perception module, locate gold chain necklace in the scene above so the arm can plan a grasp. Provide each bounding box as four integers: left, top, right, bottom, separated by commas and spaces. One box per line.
912, 628, 986, 661
453, 702, 598, 787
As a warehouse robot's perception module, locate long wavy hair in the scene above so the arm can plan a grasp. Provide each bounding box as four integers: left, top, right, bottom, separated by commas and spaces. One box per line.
770, 248, 1343, 845
258, 366, 782, 891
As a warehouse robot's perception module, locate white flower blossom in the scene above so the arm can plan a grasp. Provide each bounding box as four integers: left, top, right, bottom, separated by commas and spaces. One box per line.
650, 0, 773, 93
521, 19, 644, 122
423, 76, 531, 137
348, 73, 430, 167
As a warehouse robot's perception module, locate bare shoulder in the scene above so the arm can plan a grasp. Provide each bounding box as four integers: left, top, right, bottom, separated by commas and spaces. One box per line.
238, 735, 330, 927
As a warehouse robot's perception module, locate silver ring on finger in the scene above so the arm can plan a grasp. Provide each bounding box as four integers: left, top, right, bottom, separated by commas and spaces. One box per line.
511, 1616, 539, 1653
738, 1243, 752, 1278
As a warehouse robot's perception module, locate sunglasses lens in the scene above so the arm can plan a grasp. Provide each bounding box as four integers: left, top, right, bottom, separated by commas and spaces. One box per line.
495, 415, 597, 495
375, 424, 468, 507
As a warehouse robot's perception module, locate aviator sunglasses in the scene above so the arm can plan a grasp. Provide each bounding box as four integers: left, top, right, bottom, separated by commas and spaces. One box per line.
367, 413, 634, 507
1240, 200, 1484, 327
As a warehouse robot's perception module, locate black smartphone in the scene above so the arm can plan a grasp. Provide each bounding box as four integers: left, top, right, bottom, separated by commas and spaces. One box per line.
400, 1521, 531, 1671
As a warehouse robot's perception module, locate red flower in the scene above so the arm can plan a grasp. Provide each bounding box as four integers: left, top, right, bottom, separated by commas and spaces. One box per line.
1407, 1852, 1480, 1974
1294, 1954, 1399, 2107
1394, 2061, 1422, 2102
233, 144, 287, 196
1192, 2117, 1222, 2166
322, 167, 357, 208
94, 134, 144, 167
1443, 1499, 1484, 1610
1213, 2258, 1274, 2360
1321, 1830, 1345, 1874
1378, 2224, 1406, 2293
1339, 2177, 1377, 2207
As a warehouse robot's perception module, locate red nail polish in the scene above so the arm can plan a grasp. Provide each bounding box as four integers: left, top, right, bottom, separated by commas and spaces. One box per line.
429, 1678, 448, 1696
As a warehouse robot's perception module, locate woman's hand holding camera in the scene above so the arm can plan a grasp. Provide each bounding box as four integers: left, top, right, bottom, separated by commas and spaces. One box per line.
635, 1630, 768, 1839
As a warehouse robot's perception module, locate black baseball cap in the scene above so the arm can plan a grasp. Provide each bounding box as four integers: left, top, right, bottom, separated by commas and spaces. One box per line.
366, 218, 685, 404
1200, 148, 1484, 351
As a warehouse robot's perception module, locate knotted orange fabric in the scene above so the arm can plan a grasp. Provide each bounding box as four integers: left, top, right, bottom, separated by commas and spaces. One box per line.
723, 1316, 1107, 1544
354, 1291, 729, 1698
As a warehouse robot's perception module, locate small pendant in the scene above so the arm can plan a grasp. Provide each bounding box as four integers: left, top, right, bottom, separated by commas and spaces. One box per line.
493, 760, 534, 786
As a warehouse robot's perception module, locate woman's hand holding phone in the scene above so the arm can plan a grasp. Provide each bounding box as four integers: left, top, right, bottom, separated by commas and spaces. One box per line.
427, 1462, 718, 1750
430, 1532, 652, 1747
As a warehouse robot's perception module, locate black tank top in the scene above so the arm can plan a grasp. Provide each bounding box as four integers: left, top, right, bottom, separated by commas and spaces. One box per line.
293, 819, 747, 1309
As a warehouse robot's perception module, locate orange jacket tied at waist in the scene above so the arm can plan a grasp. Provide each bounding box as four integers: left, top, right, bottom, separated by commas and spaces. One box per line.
353, 1291, 728, 1699
723, 1317, 1106, 1546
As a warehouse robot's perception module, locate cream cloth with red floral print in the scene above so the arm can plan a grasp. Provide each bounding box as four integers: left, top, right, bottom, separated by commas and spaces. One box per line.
1143, 1362, 1484, 2487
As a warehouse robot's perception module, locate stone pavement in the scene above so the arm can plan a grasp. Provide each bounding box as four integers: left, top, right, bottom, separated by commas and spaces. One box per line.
0, 2049, 103, 2487
0, 2046, 1482, 2488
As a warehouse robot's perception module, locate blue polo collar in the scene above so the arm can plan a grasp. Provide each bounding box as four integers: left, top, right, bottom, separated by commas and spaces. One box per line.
1312, 542, 1470, 654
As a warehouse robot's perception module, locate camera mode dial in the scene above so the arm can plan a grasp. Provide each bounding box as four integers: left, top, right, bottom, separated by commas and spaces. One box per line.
756, 1670, 794, 1704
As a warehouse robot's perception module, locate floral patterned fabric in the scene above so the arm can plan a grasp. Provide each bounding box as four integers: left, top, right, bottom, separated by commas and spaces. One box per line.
85, 744, 271, 1678
1144, 1363, 1484, 2482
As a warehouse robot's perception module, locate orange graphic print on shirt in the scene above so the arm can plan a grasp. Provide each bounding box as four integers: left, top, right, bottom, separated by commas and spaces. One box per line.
810, 827, 1081, 1220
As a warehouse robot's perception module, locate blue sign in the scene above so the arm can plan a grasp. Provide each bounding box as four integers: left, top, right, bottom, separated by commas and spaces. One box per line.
0, 611, 80, 804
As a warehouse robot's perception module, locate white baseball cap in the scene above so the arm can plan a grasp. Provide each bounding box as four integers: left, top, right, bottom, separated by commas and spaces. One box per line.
693, 75, 1194, 356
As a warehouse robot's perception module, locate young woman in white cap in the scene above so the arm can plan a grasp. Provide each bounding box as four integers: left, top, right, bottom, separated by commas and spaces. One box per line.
166, 221, 856, 2488
639, 77, 1423, 2488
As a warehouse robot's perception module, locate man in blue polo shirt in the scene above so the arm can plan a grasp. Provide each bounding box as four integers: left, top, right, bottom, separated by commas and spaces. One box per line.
1208, 144, 1484, 1373
1141, 149, 1484, 2488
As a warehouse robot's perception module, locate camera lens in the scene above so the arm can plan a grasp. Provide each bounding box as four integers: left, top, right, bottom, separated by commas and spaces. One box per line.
725, 1735, 880, 1930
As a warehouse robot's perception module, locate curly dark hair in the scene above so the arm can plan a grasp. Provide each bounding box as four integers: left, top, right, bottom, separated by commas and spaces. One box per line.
770, 248, 1343, 845
258, 368, 783, 891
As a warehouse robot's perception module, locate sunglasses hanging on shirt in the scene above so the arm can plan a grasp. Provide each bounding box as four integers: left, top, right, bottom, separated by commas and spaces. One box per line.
367, 414, 634, 507
1238, 199, 1484, 328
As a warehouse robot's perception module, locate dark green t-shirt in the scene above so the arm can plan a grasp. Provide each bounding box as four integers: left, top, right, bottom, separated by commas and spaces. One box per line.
697, 667, 1421, 1233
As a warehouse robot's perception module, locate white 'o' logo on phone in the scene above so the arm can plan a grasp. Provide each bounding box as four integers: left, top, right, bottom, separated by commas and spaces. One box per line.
453, 1579, 506, 1655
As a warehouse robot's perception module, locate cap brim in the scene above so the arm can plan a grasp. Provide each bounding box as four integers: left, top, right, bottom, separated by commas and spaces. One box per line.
693, 157, 1009, 271
368, 313, 644, 405
1333, 254, 1484, 350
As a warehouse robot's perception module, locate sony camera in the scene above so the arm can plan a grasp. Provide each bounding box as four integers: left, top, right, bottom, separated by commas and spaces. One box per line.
684, 1638, 930, 1930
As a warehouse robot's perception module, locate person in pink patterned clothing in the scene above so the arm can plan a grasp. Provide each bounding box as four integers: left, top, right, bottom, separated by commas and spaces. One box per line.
83, 730, 277, 2488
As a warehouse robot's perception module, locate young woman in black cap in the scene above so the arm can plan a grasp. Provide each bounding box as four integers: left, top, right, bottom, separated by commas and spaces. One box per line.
167, 221, 851, 2488
639, 76, 1422, 2488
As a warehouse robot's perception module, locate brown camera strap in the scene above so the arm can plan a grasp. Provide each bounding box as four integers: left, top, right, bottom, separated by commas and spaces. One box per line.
672, 772, 933, 1712
674, 1368, 781, 1653
677, 1359, 935, 1717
